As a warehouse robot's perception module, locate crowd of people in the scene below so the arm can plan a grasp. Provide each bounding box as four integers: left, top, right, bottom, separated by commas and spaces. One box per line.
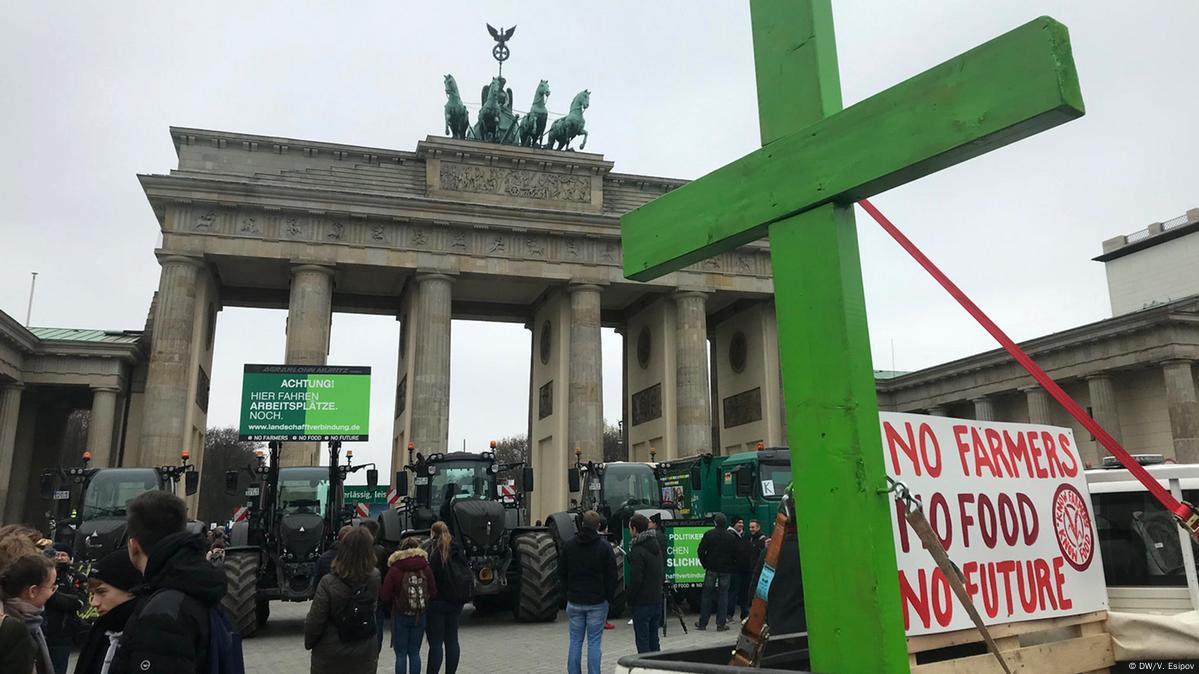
0, 499, 769, 674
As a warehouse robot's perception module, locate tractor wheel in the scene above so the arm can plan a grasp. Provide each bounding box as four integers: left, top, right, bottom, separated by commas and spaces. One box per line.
221, 550, 259, 637
513, 531, 561, 622
608, 543, 626, 619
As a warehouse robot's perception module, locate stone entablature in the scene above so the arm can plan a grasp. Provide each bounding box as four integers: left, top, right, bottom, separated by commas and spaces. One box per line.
142, 128, 775, 292
876, 297, 1199, 410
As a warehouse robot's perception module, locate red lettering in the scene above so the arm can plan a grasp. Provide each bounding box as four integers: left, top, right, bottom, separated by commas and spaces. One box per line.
929, 492, 953, 551
973, 427, 998, 478
1034, 558, 1057, 610
1041, 432, 1060, 478
1017, 493, 1039, 544
985, 428, 1013, 477
919, 423, 942, 477
954, 425, 972, 475
885, 421, 921, 476
1028, 432, 1049, 478
1015, 560, 1038, 613
957, 493, 976, 547
980, 562, 999, 619
978, 493, 998, 549
898, 569, 929, 630
997, 493, 1019, 546
1057, 433, 1079, 477
995, 560, 1017, 617
1003, 430, 1034, 477
931, 568, 953, 627
963, 561, 979, 599
1052, 556, 1073, 610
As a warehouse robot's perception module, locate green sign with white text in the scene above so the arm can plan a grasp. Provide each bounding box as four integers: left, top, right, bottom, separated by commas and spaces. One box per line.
239, 364, 370, 441
623, 518, 709, 588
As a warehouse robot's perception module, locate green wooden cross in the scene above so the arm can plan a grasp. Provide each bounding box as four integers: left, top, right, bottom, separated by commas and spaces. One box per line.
621, 2, 1083, 672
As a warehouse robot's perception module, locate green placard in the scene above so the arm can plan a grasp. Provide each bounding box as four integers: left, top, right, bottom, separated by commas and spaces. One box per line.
343, 486, 389, 504
623, 518, 709, 589
239, 364, 370, 441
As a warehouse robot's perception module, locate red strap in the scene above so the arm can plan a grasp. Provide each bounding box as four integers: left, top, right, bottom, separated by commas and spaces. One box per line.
858, 198, 1199, 535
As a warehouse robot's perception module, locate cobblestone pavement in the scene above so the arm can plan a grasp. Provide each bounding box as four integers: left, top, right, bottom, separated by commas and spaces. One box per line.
244, 601, 734, 673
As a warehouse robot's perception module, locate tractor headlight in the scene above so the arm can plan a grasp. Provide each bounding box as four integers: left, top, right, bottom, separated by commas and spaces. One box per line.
478, 566, 494, 582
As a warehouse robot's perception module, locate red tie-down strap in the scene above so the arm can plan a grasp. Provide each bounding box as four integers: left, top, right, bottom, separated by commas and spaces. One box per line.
857, 198, 1199, 541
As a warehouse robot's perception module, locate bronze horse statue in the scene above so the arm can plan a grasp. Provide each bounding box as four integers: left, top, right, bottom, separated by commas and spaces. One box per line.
546, 89, 589, 151
443, 74, 469, 140
517, 79, 550, 148
477, 77, 505, 142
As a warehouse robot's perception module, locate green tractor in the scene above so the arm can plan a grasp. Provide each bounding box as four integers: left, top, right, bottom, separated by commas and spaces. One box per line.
220, 441, 378, 637
378, 444, 560, 622
38, 449, 201, 564
656, 445, 793, 536
543, 453, 673, 619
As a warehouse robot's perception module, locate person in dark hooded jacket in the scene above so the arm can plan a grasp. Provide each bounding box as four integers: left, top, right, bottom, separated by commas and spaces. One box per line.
72, 548, 143, 674
625, 514, 663, 653
108, 491, 230, 674
558, 510, 616, 674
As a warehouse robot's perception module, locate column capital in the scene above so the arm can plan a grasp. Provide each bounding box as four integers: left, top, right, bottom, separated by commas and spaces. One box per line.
291, 263, 336, 278
415, 272, 455, 284
1160, 358, 1195, 367
969, 395, 990, 403
155, 252, 206, 270
567, 282, 604, 295
673, 289, 711, 302
1085, 372, 1114, 382
0, 381, 25, 392
90, 385, 122, 394
1018, 385, 1042, 393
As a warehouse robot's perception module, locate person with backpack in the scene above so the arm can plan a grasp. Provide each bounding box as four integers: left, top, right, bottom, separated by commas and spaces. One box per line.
0, 553, 58, 674
304, 527, 380, 674
424, 520, 470, 674
108, 490, 236, 674
72, 549, 142, 674
379, 537, 436, 674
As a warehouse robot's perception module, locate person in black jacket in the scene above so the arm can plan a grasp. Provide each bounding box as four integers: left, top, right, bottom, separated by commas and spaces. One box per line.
109, 490, 231, 674
72, 549, 142, 674
625, 514, 663, 653
558, 510, 616, 674
44, 545, 83, 674
695, 513, 737, 631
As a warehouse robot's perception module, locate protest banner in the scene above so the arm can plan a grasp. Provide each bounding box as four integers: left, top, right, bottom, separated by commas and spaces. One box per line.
880, 412, 1107, 636
239, 364, 370, 441
623, 518, 709, 588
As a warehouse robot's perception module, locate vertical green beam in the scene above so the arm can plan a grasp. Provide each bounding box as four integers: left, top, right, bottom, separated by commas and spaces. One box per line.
751, 1, 909, 671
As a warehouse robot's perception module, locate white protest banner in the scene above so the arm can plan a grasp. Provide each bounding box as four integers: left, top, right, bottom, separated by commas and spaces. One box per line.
880, 412, 1107, 636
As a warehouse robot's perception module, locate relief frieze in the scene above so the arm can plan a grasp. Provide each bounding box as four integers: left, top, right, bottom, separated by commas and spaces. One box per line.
439, 162, 590, 203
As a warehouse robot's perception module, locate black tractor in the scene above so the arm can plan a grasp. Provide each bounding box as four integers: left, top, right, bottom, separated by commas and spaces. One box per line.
544, 453, 673, 619
39, 450, 201, 564
220, 441, 378, 637
378, 444, 560, 622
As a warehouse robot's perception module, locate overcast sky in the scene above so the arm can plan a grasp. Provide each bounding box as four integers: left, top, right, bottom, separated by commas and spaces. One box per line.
3, 2, 1197, 475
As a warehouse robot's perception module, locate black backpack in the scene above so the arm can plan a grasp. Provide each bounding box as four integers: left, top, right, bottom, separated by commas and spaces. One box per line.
335, 578, 378, 642
433, 544, 473, 604
208, 606, 246, 674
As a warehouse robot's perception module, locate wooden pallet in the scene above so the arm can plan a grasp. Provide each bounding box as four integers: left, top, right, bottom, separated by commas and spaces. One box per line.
907, 610, 1114, 674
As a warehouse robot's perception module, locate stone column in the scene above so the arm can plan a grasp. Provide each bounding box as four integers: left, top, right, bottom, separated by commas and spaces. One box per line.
1023, 386, 1053, 425
0, 383, 24, 522
971, 396, 996, 421
87, 387, 120, 467
568, 283, 603, 463
1086, 373, 1123, 452
139, 255, 205, 467
927, 405, 948, 417
1162, 360, 1199, 462
675, 291, 711, 455
411, 273, 453, 453
282, 264, 335, 466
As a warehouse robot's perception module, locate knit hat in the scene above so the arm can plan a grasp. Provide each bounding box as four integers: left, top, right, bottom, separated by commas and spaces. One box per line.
89, 549, 143, 592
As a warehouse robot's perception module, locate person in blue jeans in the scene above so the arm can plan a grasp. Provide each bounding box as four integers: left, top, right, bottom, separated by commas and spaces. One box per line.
425, 521, 468, 674
379, 537, 437, 674
558, 510, 617, 674
625, 514, 664, 653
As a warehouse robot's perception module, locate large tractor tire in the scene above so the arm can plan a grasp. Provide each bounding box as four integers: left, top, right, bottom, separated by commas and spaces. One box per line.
608, 543, 626, 619
221, 550, 260, 637
513, 531, 561, 622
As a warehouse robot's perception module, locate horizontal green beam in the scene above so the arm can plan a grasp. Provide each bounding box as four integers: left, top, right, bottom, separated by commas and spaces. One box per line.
622, 16, 1083, 282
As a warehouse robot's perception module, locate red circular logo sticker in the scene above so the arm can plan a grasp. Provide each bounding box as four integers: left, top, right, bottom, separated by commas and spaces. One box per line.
1052, 483, 1095, 571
